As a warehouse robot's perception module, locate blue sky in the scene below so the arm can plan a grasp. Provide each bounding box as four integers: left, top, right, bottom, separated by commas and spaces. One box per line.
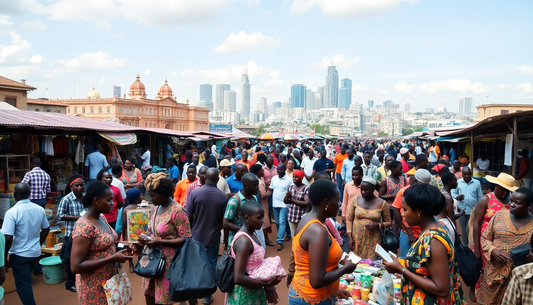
1, 0, 532, 113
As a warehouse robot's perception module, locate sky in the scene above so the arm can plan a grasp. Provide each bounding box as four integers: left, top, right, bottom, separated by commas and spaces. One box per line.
1, 0, 532, 113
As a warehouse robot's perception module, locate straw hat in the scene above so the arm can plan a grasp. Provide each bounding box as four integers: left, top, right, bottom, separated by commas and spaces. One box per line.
485, 173, 518, 192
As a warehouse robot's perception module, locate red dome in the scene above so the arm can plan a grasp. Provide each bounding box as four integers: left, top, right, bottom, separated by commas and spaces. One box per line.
158, 79, 173, 98
130, 74, 145, 92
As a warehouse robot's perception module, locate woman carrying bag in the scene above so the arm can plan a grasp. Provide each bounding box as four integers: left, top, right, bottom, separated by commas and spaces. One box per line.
138, 173, 193, 305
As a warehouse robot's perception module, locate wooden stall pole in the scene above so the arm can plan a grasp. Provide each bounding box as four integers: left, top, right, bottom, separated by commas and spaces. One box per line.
511, 117, 518, 175
470, 131, 475, 167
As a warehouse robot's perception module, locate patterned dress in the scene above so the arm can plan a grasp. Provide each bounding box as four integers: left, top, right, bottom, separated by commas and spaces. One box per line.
385, 176, 406, 232
142, 202, 192, 304
227, 231, 267, 305
120, 168, 143, 190
258, 178, 271, 230
72, 216, 118, 305
402, 227, 466, 305
473, 192, 509, 289
346, 197, 391, 260
476, 210, 533, 305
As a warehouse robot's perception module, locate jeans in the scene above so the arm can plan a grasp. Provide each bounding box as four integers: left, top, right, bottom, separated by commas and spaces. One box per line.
336, 173, 344, 205
400, 231, 411, 259
10, 254, 40, 305
288, 286, 336, 305
459, 214, 470, 245
203, 244, 219, 303
273, 207, 289, 245
286, 219, 292, 238
31, 198, 46, 208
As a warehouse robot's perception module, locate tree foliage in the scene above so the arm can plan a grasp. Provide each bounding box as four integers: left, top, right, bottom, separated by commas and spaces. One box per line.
252, 124, 267, 136
309, 123, 330, 135
378, 131, 389, 137
403, 128, 414, 136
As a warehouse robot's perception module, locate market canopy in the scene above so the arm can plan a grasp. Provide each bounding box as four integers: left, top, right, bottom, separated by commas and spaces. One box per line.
258, 132, 279, 140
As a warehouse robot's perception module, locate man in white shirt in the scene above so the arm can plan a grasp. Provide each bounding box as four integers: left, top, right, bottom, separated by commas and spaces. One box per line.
474, 152, 490, 178
2, 183, 50, 305
111, 165, 127, 199
136, 145, 151, 172
269, 163, 293, 251
301, 149, 317, 185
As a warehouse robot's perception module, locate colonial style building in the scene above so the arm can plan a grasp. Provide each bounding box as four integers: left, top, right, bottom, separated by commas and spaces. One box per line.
0, 76, 36, 110
58, 74, 209, 131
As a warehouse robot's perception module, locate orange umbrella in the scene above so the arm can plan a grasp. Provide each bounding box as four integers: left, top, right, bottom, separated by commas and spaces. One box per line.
258, 133, 277, 140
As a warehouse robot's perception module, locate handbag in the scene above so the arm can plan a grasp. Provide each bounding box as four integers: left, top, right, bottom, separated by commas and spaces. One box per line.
451, 221, 481, 287
60, 235, 73, 263
102, 271, 133, 305
167, 237, 217, 302
380, 227, 399, 253
511, 244, 531, 267
216, 248, 235, 293
134, 206, 166, 278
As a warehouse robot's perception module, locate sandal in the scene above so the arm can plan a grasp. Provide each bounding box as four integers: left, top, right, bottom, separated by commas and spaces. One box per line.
266, 240, 275, 247
469, 288, 477, 303
129, 265, 134, 273
276, 244, 284, 251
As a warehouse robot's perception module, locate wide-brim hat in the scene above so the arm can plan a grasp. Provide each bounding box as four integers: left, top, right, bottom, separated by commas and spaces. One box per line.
220, 159, 235, 167
485, 173, 518, 192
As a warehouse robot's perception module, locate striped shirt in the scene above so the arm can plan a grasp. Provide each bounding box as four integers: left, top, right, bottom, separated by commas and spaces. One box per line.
21, 167, 51, 200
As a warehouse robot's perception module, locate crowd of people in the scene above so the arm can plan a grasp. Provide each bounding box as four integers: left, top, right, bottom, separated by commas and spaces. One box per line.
1, 138, 533, 305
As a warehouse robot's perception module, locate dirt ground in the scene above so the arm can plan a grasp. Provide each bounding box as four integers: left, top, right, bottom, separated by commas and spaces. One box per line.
4, 221, 478, 305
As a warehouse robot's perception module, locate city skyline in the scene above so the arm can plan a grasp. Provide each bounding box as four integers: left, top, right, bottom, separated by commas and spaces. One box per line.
1, 1, 531, 113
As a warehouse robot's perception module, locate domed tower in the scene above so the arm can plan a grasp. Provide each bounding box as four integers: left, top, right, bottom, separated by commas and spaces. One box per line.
129, 74, 146, 100
156, 79, 173, 100
87, 87, 100, 98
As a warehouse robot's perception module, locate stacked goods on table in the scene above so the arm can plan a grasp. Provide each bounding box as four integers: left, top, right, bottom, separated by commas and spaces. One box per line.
41, 191, 65, 255
337, 256, 401, 305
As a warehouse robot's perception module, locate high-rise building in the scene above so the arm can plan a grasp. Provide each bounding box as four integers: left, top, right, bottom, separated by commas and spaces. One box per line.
215, 84, 230, 111
113, 85, 121, 97
316, 86, 325, 109
325, 66, 338, 108
437, 107, 447, 113
257, 97, 267, 115
404, 103, 411, 113
383, 100, 393, 108
368, 100, 374, 109
199, 84, 212, 102
464, 97, 474, 114
458, 99, 464, 114
273, 101, 282, 108
306, 89, 316, 110
425, 107, 434, 113
224, 89, 237, 112
338, 78, 352, 110
290, 84, 306, 108
241, 72, 250, 116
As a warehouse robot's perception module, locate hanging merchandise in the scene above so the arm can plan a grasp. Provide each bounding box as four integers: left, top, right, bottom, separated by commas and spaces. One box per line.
75, 136, 85, 164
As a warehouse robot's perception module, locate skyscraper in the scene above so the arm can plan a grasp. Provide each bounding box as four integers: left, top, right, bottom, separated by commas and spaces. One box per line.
325, 66, 338, 108
215, 84, 230, 111
338, 78, 352, 110
273, 101, 281, 108
404, 103, 411, 112
463, 97, 474, 114
290, 84, 306, 108
224, 89, 237, 111
257, 97, 267, 114
368, 100, 374, 109
113, 85, 121, 97
306, 89, 316, 110
316, 86, 325, 109
241, 72, 250, 116
199, 84, 212, 102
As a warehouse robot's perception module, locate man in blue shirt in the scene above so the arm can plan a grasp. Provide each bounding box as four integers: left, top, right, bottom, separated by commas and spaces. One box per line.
167, 158, 180, 183
312, 149, 335, 180
226, 163, 247, 193
84, 143, 108, 184
451, 167, 483, 245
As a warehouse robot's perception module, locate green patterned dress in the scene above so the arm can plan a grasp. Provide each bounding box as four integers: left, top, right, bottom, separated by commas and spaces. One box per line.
402, 227, 466, 305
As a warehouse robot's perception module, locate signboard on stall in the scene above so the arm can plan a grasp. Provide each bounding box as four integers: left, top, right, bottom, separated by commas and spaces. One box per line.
504, 134, 513, 166
209, 124, 232, 133
99, 133, 137, 145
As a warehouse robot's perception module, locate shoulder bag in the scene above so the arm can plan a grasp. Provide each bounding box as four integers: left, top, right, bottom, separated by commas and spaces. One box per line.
451, 219, 481, 287
216, 247, 235, 293
134, 206, 166, 278
510, 244, 531, 267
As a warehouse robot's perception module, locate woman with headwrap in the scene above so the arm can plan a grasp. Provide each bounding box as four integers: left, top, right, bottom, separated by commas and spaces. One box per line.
347, 177, 391, 260
115, 187, 143, 272
137, 173, 193, 305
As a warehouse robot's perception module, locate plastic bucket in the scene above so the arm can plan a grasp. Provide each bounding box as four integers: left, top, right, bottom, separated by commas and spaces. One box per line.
39, 256, 65, 285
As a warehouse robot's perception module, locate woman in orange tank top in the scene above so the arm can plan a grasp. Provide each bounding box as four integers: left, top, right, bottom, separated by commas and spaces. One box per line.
289, 180, 357, 305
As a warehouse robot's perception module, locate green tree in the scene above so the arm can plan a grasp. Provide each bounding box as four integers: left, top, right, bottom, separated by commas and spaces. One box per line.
414, 127, 423, 132
378, 131, 389, 137
309, 123, 330, 134
403, 128, 414, 136
252, 124, 266, 136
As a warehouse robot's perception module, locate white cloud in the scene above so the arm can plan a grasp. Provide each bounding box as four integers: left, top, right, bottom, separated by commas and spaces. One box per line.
22, 0, 237, 28
99, 76, 110, 83
55, 51, 127, 71
497, 84, 512, 89
290, 0, 419, 18
21, 20, 48, 31
352, 85, 387, 95
394, 79, 490, 95
144, 69, 151, 76
0, 32, 38, 66
308, 53, 359, 69
0, 16, 48, 31
214, 31, 280, 54
513, 83, 533, 100
517, 65, 533, 76
0, 16, 14, 28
